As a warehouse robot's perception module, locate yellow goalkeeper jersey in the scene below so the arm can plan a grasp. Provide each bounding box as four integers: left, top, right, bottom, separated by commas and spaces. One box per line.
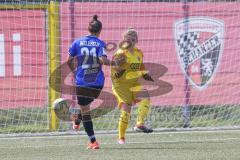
111, 47, 146, 86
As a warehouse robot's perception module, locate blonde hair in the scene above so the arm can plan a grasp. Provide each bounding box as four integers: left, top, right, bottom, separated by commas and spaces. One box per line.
119, 28, 138, 50
123, 28, 138, 39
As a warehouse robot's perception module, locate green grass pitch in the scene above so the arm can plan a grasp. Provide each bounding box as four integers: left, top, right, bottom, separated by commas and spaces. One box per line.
0, 130, 240, 160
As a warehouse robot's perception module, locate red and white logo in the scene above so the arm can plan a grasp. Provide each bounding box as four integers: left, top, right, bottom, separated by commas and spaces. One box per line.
0, 33, 21, 77
174, 17, 225, 90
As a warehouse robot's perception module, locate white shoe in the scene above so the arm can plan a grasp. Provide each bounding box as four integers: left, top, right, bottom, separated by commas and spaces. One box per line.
118, 138, 125, 145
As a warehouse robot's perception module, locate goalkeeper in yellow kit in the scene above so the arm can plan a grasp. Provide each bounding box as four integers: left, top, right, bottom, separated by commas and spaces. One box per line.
111, 28, 154, 144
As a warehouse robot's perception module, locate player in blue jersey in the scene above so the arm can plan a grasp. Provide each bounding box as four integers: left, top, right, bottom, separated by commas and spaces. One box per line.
67, 15, 124, 149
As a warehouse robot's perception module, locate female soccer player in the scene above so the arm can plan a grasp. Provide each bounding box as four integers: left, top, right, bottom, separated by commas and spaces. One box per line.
111, 28, 154, 144
67, 15, 123, 149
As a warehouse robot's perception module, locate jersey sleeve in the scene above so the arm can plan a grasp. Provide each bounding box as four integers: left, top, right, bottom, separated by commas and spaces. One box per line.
113, 49, 125, 61
113, 49, 128, 69
68, 40, 77, 57
98, 41, 107, 57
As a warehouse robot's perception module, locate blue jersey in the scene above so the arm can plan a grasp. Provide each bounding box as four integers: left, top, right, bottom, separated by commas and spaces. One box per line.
69, 35, 107, 87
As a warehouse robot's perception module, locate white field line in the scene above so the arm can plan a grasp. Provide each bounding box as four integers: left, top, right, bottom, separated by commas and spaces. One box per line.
0, 138, 239, 149
1, 129, 240, 139
0, 132, 240, 149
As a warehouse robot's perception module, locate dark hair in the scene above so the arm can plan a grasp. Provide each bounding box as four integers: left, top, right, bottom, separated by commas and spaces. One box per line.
88, 15, 102, 34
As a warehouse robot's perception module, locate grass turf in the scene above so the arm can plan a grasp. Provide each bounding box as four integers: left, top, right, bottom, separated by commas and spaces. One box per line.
0, 130, 240, 160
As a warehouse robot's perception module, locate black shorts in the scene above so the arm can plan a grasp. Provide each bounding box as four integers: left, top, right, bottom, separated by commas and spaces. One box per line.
76, 86, 103, 106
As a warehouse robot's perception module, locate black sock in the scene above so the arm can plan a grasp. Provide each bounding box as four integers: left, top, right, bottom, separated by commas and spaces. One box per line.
74, 113, 82, 125
82, 114, 96, 143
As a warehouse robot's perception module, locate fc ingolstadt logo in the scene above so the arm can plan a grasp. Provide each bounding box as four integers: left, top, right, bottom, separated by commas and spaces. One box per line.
174, 17, 224, 90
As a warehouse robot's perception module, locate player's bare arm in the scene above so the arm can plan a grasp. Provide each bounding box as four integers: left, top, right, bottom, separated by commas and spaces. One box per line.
99, 54, 126, 66
67, 54, 75, 72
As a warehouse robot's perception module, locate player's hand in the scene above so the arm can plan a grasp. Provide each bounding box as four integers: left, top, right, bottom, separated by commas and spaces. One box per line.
119, 40, 132, 50
143, 73, 154, 82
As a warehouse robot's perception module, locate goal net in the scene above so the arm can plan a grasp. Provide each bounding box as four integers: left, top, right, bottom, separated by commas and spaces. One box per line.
1, 0, 240, 135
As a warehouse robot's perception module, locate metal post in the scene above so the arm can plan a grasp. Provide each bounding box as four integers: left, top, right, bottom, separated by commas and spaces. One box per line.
182, 0, 191, 128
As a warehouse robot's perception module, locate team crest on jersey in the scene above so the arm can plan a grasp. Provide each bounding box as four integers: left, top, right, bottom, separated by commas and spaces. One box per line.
174, 17, 224, 90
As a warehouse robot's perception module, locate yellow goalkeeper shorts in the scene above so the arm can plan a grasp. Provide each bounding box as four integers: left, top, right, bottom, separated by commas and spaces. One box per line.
112, 82, 142, 107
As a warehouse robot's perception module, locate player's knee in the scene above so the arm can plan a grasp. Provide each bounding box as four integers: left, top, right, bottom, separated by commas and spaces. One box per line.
120, 103, 131, 113
80, 106, 91, 116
